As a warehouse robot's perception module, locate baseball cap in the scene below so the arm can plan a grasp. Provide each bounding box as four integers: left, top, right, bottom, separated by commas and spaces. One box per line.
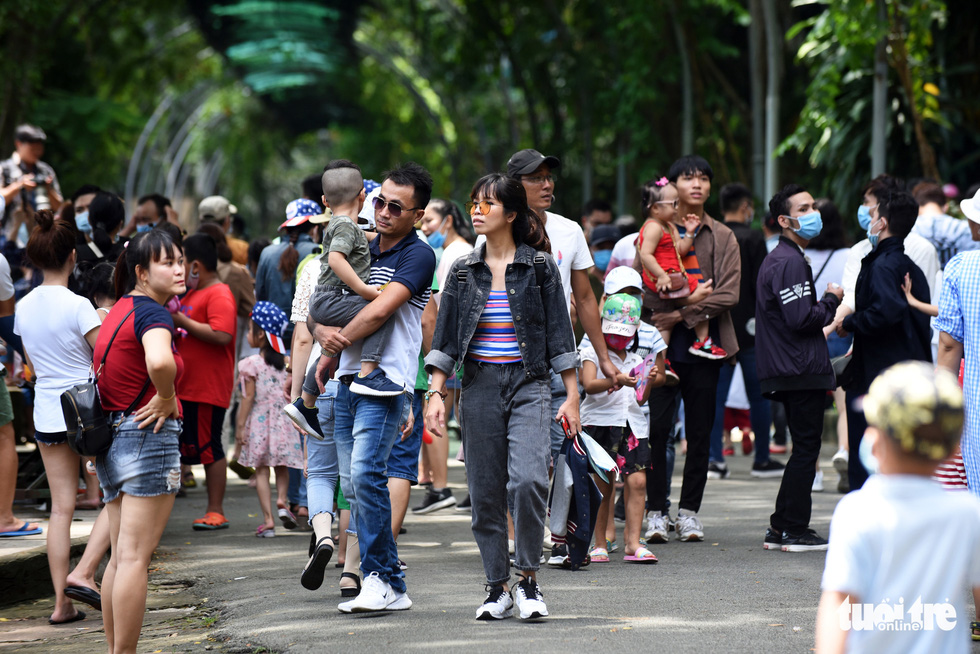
506, 149, 561, 177
250, 301, 289, 354
280, 199, 322, 229
590, 224, 621, 247
604, 266, 643, 296
600, 293, 641, 337
862, 361, 963, 461
199, 196, 237, 222
962, 188, 980, 224
15, 124, 46, 143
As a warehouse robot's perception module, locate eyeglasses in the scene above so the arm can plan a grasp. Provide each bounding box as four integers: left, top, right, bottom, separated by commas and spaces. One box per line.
655, 200, 679, 209
372, 196, 420, 218
523, 174, 554, 185
465, 200, 501, 216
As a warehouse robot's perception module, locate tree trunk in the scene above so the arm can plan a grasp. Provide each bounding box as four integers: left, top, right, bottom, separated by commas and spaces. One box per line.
871, 0, 888, 177
762, 0, 781, 201
669, 1, 694, 155
749, 0, 766, 200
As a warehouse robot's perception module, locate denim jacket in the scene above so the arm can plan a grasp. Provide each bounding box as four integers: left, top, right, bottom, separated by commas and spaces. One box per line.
425, 242, 579, 380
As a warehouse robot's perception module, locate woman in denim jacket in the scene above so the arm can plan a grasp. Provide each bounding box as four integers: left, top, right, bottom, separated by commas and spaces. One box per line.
425, 173, 580, 621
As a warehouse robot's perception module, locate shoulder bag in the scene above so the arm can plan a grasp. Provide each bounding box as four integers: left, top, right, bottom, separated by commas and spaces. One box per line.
60, 306, 152, 456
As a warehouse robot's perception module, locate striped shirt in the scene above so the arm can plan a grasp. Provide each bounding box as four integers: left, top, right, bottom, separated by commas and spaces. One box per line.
467, 291, 522, 363
675, 225, 704, 283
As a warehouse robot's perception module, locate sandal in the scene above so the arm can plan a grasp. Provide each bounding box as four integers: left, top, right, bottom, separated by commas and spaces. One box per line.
623, 546, 658, 563
278, 507, 298, 530
605, 539, 619, 553
972, 621, 980, 641
256, 524, 275, 538
301, 535, 336, 590
182, 472, 197, 488
192, 512, 230, 530
340, 572, 361, 598
589, 547, 610, 563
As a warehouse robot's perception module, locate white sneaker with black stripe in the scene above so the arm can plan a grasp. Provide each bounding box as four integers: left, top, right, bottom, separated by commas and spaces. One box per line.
476, 585, 513, 620
513, 575, 548, 620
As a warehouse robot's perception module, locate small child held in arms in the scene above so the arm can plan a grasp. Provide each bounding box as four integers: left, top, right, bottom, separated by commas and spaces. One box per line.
636, 176, 722, 360
579, 293, 666, 564
285, 160, 398, 438
815, 361, 980, 653
236, 302, 303, 537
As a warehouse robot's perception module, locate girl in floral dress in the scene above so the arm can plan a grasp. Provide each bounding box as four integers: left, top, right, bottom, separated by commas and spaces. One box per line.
236, 302, 303, 537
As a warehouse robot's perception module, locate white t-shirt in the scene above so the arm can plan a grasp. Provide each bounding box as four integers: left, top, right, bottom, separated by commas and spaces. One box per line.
821, 475, 980, 654
808, 248, 850, 289
580, 320, 667, 419
475, 210, 593, 313
0, 254, 14, 302
579, 347, 649, 439
607, 232, 639, 275
14, 286, 101, 432
434, 238, 473, 307
841, 235, 940, 311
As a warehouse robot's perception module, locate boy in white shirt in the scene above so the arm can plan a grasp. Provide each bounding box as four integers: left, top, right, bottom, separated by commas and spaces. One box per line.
815, 361, 980, 653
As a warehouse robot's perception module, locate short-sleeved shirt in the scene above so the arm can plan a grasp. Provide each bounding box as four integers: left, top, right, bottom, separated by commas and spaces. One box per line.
175, 283, 237, 408
15, 286, 101, 432
292, 258, 322, 324
434, 238, 474, 307
821, 474, 980, 654
579, 323, 667, 419
336, 230, 436, 392
254, 234, 318, 315
94, 295, 184, 414
0, 254, 14, 301
579, 347, 648, 439
0, 153, 61, 215
317, 215, 371, 288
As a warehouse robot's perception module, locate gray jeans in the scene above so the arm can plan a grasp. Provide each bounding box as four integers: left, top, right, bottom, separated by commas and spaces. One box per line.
308, 284, 394, 363
460, 361, 551, 585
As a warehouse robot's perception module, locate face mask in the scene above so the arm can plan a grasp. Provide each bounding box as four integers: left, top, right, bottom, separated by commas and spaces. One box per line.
75, 211, 92, 235
859, 432, 879, 476
604, 333, 633, 350
867, 216, 883, 249
186, 264, 200, 291
593, 249, 612, 272
790, 211, 823, 241
426, 229, 446, 249
136, 223, 154, 233
857, 205, 872, 230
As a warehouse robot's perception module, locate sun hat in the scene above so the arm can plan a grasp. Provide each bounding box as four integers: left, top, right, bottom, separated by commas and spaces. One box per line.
600, 293, 641, 337
250, 301, 289, 354
961, 187, 980, 224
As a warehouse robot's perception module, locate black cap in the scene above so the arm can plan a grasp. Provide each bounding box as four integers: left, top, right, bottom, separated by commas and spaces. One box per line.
590, 224, 622, 247
506, 149, 560, 177
15, 124, 46, 143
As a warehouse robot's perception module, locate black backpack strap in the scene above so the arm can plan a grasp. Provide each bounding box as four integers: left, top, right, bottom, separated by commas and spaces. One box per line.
533, 254, 547, 287
98, 305, 153, 416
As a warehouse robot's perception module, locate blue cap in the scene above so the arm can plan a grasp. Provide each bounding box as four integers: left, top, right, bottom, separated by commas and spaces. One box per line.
250, 301, 288, 354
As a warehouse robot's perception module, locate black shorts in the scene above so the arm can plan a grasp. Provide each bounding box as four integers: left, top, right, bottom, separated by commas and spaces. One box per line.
179, 401, 226, 465
583, 425, 650, 475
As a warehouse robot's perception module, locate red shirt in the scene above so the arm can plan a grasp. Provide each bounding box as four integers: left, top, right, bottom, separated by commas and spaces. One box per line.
175, 282, 237, 408
94, 295, 184, 414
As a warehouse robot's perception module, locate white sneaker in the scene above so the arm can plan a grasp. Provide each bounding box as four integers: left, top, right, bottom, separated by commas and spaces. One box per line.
387, 589, 413, 611
812, 470, 825, 493
508, 539, 515, 555
476, 585, 513, 620
644, 513, 669, 543
338, 571, 393, 613
542, 526, 553, 550
675, 512, 704, 542
513, 576, 548, 620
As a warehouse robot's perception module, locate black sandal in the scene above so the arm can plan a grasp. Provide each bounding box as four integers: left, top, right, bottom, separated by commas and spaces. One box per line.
301, 535, 335, 591
340, 571, 361, 598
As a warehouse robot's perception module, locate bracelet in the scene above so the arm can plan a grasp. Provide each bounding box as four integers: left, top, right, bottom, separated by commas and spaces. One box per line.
158, 391, 176, 401
424, 389, 447, 402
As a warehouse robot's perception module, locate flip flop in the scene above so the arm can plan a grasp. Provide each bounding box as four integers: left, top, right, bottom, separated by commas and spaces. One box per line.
301, 535, 335, 590
340, 572, 361, 598
278, 507, 298, 530
64, 585, 102, 611
0, 522, 42, 538
49, 610, 86, 625
589, 547, 610, 563
256, 524, 275, 538
972, 621, 980, 642
192, 512, 229, 530
624, 546, 658, 563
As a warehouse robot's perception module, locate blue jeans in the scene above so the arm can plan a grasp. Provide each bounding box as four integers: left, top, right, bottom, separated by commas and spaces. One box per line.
548, 371, 567, 465
709, 347, 771, 465
287, 434, 308, 509
386, 390, 423, 484
307, 380, 340, 522
333, 384, 408, 593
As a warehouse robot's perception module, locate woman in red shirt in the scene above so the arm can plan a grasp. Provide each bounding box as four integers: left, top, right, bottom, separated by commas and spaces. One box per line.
93, 229, 184, 653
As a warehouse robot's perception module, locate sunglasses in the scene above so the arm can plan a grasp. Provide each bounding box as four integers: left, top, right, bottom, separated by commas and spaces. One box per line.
372, 196, 420, 218
465, 200, 502, 216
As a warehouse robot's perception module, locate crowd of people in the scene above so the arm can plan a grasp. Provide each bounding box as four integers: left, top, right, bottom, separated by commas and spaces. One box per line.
3, 120, 980, 652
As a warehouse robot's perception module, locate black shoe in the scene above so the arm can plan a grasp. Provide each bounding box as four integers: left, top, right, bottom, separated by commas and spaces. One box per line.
301, 536, 335, 590
751, 459, 786, 479
763, 527, 783, 550
706, 461, 730, 480
411, 487, 457, 514
455, 494, 472, 513
546, 544, 567, 567
283, 398, 324, 440
781, 529, 828, 552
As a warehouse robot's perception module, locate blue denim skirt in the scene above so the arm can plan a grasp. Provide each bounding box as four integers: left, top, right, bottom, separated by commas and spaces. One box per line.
96, 413, 182, 503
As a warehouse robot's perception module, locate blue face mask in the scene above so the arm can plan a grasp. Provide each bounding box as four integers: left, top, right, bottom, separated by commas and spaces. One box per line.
857, 205, 872, 230
791, 211, 823, 241
867, 216, 883, 249
593, 249, 612, 272
136, 223, 154, 233
426, 229, 446, 249
859, 432, 879, 476
75, 210, 92, 235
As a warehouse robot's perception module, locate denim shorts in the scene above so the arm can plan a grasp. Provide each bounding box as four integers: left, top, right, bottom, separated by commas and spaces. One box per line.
97, 413, 182, 504
35, 430, 68, 446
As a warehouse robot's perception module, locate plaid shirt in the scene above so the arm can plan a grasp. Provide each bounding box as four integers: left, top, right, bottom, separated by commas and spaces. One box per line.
935, 250, 980, 495
0, 152, 60, 215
